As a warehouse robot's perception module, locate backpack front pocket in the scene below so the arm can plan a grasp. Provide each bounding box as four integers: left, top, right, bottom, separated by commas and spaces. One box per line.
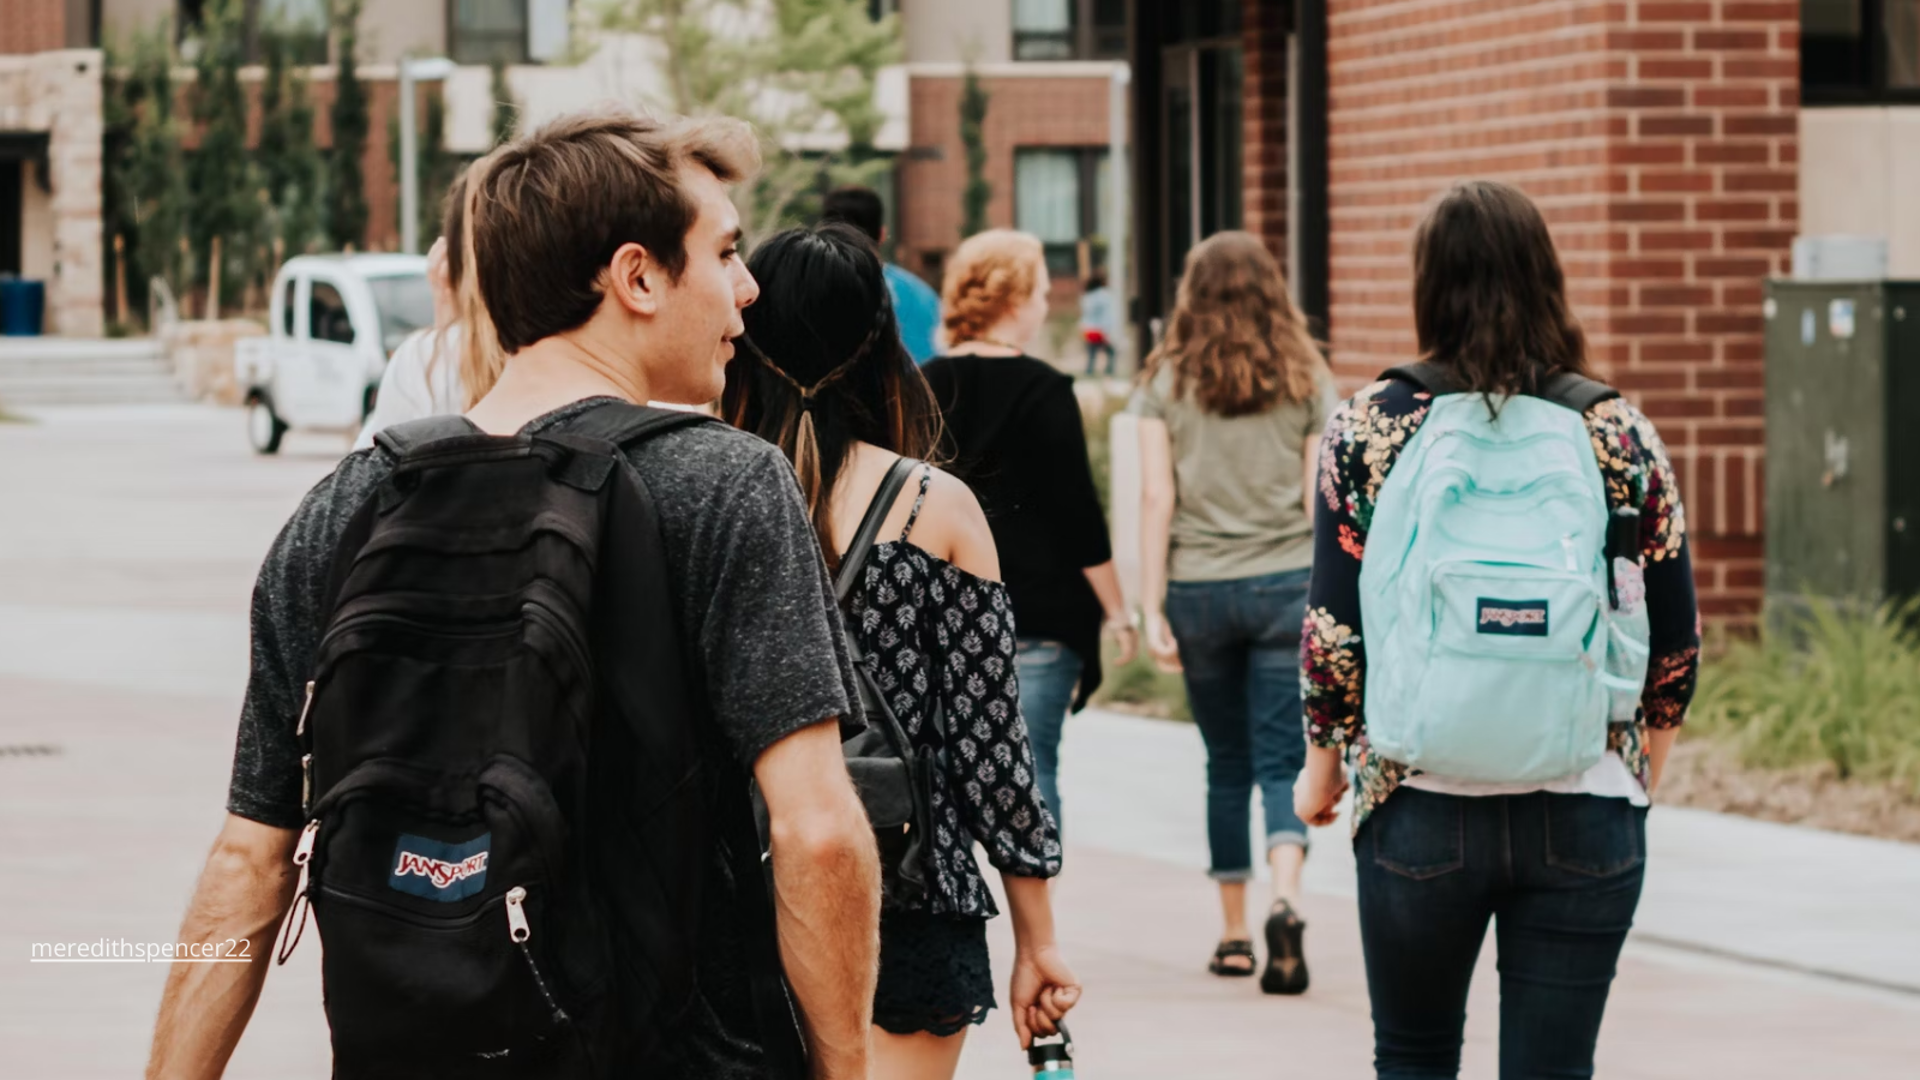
303, 756, 582, 1073
1411, 564, 1609, 782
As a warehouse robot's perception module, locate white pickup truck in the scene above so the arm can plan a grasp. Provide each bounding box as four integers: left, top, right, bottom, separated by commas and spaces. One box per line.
234, 253, 433, 453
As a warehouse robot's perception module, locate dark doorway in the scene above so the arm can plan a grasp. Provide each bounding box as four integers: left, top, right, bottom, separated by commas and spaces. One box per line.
0, 162, 21, 277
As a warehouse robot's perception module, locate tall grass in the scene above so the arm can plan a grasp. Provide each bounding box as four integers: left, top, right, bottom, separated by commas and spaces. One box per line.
1691, 599, 1920, 796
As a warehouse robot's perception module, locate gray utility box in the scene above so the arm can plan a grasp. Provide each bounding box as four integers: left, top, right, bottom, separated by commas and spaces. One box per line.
1763, 280, 1920, 611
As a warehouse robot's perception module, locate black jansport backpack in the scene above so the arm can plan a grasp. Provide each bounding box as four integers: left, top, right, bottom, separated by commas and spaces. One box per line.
273, 403, 804, 1079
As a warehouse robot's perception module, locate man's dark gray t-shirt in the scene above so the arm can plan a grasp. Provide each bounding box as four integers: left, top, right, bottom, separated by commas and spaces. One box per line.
227, 399, 861, 1078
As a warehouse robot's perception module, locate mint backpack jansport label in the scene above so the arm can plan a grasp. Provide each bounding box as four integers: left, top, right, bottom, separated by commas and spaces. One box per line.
1356, 363, 1651, 783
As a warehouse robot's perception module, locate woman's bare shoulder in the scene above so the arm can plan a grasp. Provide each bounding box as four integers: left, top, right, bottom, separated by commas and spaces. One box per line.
909, 463, 1001, 582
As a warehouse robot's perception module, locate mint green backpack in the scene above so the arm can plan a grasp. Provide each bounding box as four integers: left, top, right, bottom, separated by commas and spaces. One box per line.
1356, 364, 1650, 783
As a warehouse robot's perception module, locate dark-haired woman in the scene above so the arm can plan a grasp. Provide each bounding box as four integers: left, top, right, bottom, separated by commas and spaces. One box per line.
1132, 231, 1338, 995
1295, 180, 1699, 1077
723, 223, 1080, 1080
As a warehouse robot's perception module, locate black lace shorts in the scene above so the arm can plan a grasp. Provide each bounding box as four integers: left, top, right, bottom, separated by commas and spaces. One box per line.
873, 911, 996, 1037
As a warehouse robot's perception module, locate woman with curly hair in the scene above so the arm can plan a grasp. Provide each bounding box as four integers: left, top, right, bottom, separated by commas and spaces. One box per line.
921, 230, 1137, 836
1132, 230, 1337, 994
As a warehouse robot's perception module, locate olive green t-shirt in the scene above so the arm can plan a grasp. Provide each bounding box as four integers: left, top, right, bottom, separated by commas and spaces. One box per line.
1129, 365, 1339, 583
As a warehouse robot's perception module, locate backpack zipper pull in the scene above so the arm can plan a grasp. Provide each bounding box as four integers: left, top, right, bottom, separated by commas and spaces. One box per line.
277, 820, 320, 965
505, 886, 531, 943
1561, 535, 1579, 572
295, 680, 315, 738
300, 754, 312, 815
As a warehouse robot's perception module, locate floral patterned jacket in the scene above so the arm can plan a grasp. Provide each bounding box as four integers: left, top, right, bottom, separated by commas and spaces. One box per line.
1302, 377, 1701, 832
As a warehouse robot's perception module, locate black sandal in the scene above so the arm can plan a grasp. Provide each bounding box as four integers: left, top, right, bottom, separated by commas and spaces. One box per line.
1260, 900, 1309, 995
1208, 938, 1256, 977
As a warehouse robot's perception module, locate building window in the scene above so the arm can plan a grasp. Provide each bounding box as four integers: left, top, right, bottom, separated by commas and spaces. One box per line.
1013, 0, 1127, 62
452, 0, 530, 65
1015, 148, 1111, 278
1804, 0, 1920, 102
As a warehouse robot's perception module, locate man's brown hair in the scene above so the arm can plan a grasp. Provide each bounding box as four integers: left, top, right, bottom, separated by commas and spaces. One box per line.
457, 110, 761, 381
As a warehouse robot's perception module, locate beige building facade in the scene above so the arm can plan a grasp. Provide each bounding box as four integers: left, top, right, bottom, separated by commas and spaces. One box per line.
0, 49, 104, 336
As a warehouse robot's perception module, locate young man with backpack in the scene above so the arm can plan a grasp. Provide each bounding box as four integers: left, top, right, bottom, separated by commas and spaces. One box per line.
146, 113, 882, 1080
1296, 180, 1700, 1078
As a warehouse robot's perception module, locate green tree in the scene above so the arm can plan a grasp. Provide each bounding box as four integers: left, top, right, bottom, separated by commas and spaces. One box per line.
258, 18, 326, 259
490, 56, 520, 147
185, 0, 260, 316
106, 26, 189, 325
387, 82, 455, 245
959, 66, 990, 239
583, 0, 901, 240
327, 0, 371, 250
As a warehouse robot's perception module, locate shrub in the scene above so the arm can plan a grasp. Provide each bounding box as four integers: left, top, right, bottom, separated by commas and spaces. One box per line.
1690, 598, 1920, 797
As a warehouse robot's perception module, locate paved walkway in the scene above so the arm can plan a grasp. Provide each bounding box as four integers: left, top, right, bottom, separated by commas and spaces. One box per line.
2, 404, 1917, 1078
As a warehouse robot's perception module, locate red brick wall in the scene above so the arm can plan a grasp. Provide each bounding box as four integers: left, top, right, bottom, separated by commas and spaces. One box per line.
1243, 0, 1291, 272
1324, 0, 1796, 622
900, 71, 1115, 301
1, 0, 66, 54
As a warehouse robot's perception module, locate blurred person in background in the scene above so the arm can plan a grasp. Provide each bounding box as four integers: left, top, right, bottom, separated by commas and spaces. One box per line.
724, 222, 1079, 1080
354, 170, 506, 448
921, 229, 1136, 833
1078, 269, 1120, 377
1133, 230, 1338, 995
822, 186, 942, 364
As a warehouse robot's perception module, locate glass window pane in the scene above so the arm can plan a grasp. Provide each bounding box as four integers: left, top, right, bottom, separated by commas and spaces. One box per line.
1888, 0, 1920, 87
1016, 150, 1083, 244
1013, 0, 1071, 32
309, 282, 354, 345
453, 0, 528, 64
1802, 0, 1868, 91
365, 273, 435, 356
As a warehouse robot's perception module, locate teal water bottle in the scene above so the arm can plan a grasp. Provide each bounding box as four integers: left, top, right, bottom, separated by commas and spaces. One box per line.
1028, 1021, 1074, 1077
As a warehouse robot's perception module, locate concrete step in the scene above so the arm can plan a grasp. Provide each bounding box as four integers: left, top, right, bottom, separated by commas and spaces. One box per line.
0, 337, 167, 362
0, 375, 185, 406
0, 357, 177, 378
0, 337, 185, 406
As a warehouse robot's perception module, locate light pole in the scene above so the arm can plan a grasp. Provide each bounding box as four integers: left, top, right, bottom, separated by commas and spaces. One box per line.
398, 56, 457, 255
1108, 63, 1131, 369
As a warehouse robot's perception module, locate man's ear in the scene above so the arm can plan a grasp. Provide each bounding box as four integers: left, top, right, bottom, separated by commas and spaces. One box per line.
604, 242, 658, 318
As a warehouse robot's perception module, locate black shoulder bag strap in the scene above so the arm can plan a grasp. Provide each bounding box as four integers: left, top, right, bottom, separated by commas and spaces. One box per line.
1537, 371, 1620, 416
371, 414, 483, 457
834, 457, 922, 604
1380, 361, 1467, 396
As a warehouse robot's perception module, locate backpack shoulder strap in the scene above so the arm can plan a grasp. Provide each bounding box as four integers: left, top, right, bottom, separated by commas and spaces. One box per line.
371, 415, 482, 457
563, 400, 717, 447
834, 457, 921, 605
1380, 361, 1466, 396
1537, 371, 1620, 416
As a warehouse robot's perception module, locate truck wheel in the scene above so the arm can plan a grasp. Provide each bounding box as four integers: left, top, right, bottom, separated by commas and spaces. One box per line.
247, 395, 286, 455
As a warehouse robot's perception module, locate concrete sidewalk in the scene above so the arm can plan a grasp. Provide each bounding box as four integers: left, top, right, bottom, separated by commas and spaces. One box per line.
1057, 709, 1920, 997
4, 403, 1919, 1077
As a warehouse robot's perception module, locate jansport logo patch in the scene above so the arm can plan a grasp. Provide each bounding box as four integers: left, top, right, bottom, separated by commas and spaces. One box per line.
1476, 598, 1550, 637
389, 832, 491, 901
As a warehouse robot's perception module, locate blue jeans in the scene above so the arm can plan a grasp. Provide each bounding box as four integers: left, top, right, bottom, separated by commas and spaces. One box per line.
1163, 568, 1311, 881
1356, 788, 1647, 1079
1015, 637, 1083, 832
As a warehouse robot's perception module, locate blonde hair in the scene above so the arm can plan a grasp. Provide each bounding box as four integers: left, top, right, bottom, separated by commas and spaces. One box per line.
1142, 231, 1326, 417
456, 110, 763, 406
940, 229, 1045, 345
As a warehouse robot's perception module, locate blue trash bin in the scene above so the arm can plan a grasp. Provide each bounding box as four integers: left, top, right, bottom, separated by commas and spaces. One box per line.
0, 278, 46, 336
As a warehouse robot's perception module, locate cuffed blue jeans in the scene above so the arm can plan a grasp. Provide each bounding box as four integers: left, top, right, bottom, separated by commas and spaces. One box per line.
1356, 788, 1647, 1079
1015, 637, 1083, 832
1163, 567, 1312, 881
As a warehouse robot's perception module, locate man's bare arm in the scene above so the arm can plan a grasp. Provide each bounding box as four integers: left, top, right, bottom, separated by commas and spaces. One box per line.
147, 814, 298, 1080
755, 719, 880, 1080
